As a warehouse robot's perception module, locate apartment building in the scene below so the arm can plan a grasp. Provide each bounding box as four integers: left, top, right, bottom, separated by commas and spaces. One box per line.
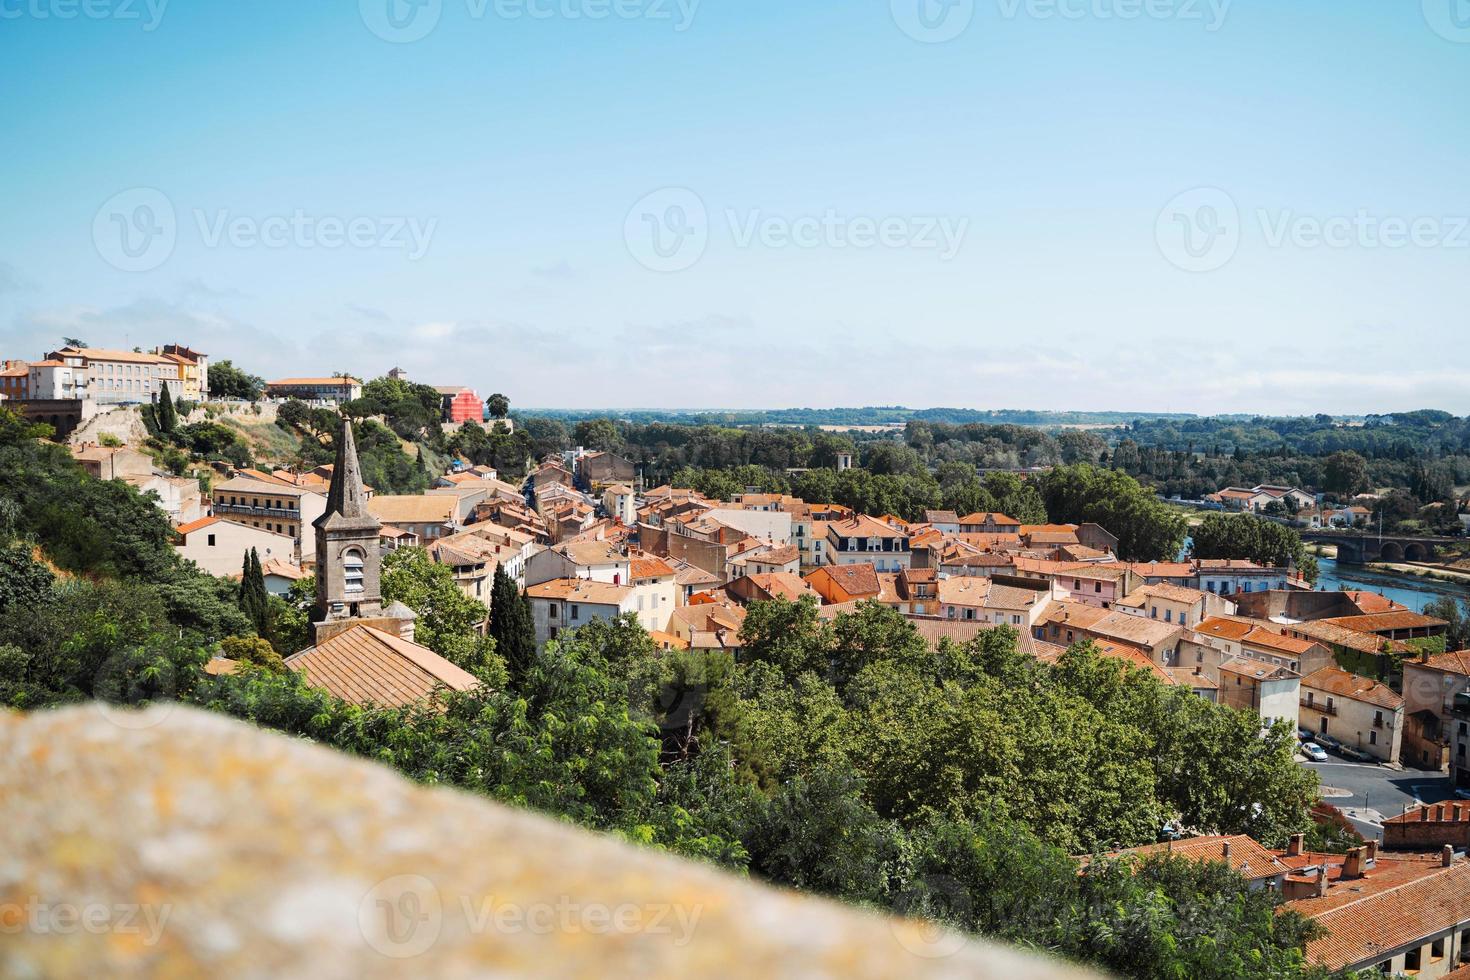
47, 346, 181, 405
210, 477, 327, 561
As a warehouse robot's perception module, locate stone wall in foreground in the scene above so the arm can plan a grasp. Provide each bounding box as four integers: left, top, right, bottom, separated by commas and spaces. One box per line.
0, 705, 1096, 979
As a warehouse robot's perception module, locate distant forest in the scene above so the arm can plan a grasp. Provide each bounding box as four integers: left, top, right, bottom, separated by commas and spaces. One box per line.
520, 406, 1195, 428
514, 409, 1470, 537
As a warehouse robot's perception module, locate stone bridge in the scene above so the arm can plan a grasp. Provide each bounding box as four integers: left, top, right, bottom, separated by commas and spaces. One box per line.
1302, 531, 1459, 564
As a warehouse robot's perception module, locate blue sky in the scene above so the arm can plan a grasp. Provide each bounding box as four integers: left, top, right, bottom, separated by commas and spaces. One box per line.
1, 0, 1467, 413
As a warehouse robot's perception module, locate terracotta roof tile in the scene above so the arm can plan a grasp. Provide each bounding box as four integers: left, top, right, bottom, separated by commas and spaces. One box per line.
284, 624, 479, 707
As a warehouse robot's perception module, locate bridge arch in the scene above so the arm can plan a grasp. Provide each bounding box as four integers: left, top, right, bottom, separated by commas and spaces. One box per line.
1378, 541, 1404, 563
1403, 542, 1430, 562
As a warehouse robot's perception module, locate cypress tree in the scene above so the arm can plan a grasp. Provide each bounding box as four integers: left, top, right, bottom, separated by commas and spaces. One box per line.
239, 547, 269, 636
488, 563, 536, 683
157, 385, 178, 435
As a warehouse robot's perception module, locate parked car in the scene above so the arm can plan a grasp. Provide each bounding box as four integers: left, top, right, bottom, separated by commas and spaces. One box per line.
1339, 745, 1374, 763
1297, 727, 1314, 742
1315, 734, 1342, 753
1454, 787, 1470, 801
1302, 743, 1329, 763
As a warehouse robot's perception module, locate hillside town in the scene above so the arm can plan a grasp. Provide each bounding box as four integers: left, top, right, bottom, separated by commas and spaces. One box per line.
9, 340, 1470, 976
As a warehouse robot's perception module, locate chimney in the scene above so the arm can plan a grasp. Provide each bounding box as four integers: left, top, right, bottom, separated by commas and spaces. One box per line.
1221, 840, 1232, 859
1287, 833, 1304, 857
1444, 845, 1456, 868
1315, 865, 1328, 898
1366, 839, 1378, 862
1342, 847, 1365, 880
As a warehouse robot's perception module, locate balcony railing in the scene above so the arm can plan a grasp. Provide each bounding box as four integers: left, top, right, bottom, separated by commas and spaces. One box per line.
215, 503, 300, 520
1301, 700, 1337, 716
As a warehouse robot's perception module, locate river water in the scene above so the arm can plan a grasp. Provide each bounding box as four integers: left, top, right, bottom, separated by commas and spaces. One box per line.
1312, 557, 1470, 612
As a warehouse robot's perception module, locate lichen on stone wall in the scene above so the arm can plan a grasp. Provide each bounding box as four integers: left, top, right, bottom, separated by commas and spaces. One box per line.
0, 705, 1096, 979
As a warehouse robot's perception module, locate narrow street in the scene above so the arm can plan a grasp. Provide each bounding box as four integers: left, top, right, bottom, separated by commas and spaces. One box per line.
1303, 758, 1454, 840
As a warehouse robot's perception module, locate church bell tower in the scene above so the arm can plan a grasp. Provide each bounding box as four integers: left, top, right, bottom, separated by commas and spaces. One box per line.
313, 417, 383, 632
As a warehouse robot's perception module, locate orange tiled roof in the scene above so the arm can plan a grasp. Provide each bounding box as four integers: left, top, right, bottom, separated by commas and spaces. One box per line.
805, 563, 881, 600
1219, 656, 1298, 681
630, 555, 676, 579
284, 624, 479, 707
743, 572, 814, 602
1411, 650, 1470, 677
1384, 802, 1470, 826
958, 512, 1020, 525
1195, 616, 1256, 642
1320, 611, 1449, 633
1302, 859, 1470, 970
1301, 666, 1402, 710
524, 578, 633, 604
826, 514, 908, 539
1095, 834, 1287, 882
174, 516, 220, 536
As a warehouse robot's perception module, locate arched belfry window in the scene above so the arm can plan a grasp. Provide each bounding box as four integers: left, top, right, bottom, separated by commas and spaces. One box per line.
343, 548, 365, 594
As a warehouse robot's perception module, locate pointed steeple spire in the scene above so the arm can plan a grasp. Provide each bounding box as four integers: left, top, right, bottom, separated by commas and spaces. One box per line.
315, 417, 380, 532
327, 417, 368, 518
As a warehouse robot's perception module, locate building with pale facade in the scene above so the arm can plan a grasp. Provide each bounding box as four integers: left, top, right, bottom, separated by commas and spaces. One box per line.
46, 346, 181, 405
174, 516, 298, 578
1300, 665, 1403, 763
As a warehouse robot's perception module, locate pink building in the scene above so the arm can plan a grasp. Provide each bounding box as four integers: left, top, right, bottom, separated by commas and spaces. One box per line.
436, 386, 482, 424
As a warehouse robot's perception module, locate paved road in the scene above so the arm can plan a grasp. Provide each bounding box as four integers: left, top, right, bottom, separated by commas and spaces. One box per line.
1301, 757, 1453, 839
